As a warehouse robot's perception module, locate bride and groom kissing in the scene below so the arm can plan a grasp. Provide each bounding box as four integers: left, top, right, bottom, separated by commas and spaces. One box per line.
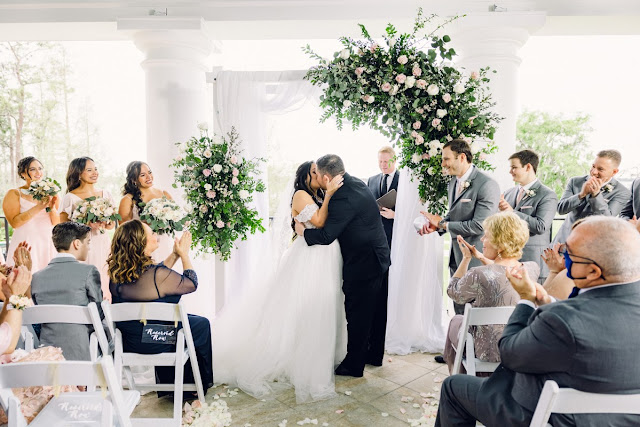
213, 154, 391, 403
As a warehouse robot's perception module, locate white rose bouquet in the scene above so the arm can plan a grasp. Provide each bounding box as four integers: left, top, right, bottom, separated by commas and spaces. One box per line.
71, 196, 121, 234
182, 400, 232, 427
138, 197, 188, 237
22, 177, 61, 212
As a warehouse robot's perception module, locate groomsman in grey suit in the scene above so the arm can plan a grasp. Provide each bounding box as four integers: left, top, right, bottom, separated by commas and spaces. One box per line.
31, 222, 106, 361
553, 150, 630, 245
621, 177, 640, 222
436, 217, 640, 427
500, 150, 558, 283
367, 146, 400, 248
419, 138, 500, 314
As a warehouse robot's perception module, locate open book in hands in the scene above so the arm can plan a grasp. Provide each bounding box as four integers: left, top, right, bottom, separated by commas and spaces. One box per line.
376, 189, 397, 210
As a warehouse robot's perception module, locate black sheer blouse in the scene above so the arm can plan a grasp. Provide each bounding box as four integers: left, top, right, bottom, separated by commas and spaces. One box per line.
110, 262, 198, 304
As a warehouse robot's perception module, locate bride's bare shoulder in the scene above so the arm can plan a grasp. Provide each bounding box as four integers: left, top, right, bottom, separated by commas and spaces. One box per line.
292, 190, 315, 215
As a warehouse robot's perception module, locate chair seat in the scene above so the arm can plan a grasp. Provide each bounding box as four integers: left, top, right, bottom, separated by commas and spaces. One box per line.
462, 358, 500, 373
121, 349, 189, 367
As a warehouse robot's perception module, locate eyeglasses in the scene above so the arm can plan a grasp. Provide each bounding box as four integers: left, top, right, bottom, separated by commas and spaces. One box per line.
558, 243, 606, 280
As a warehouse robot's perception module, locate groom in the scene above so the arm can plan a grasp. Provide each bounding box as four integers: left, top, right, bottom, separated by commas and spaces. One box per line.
295, 154, 391, 377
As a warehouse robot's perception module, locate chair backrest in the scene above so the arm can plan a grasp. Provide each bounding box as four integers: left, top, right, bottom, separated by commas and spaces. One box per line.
102, 301, 190, 340
529, 380, 640, 427
21, 303, 110, 358
0, 356, 131, 427
451, 303, 515, 375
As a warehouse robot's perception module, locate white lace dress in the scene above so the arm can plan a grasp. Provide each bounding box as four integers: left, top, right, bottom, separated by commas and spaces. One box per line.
212, 203, 347, 403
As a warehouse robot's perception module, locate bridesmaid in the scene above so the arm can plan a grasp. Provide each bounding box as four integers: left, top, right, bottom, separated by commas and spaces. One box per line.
2, 156, 59, 272
60, 157, 115, 302
118, 161, 175, 262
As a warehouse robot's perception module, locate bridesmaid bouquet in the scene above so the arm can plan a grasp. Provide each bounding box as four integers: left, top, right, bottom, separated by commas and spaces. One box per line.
138, 197, 188, 237
71, 196, 121, 234
23, 178, 61, 212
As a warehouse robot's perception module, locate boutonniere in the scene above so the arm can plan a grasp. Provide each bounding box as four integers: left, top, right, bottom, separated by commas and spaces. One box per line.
523, 188, 536, 199
461, 180, 471, 190
603, 184, 614, 193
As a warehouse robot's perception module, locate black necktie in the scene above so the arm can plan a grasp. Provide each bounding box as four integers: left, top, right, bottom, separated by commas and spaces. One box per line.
568, 287, 580, 299
381, 174, 389, 195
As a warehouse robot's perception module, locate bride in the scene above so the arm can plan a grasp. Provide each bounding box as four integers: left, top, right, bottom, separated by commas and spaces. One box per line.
212, 161, 347, 403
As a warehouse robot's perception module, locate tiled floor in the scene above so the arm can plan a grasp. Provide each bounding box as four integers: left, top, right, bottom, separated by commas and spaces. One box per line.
131, 352, 449, 426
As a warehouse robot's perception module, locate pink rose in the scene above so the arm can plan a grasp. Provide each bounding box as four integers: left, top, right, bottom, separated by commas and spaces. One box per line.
397, 55, 408, 65
422, 153, 431, 160
470, 71, 479, 80
216, 220, 224, 228
415, 134, 424, 145
412, 66, 422, 77
381, 82, 392, 92
395, 74, 407, 84
416, 79, 427, 89
230, 155, 238, 164
203, 169, 211, 177
413, 121, 421, 130
232, 168, 239, 176
432, 118, 441, 127
416, 107, 424, 114
442, 93, 452, 103
411, 130, 418, 138
206, 190, 216, 199
231, 177, 239, 185
370, 43, 378, 52
355, 67, 365, 76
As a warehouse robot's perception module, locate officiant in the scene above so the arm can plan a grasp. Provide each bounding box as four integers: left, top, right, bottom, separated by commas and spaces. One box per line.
367, 146, 399, 248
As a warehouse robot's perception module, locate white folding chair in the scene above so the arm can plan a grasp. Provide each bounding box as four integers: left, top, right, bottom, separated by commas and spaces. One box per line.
20, 302, 110, 363
451, 303, 515, 376
0, 355, 139, 427
102, 301, 205, 426
529, 380, 640, 426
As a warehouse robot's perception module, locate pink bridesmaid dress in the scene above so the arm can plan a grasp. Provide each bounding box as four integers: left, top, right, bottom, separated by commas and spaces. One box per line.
5, 196, 57, 272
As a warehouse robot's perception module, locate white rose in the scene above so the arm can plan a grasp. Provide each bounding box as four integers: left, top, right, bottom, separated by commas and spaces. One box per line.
386, 118, 394, 126
389, 37, 396, 47
411, 153, 422, 164
239, 190, 250, 200
389, 85, 399, 96
366, 95, 375, 104
397, 55, 408, 65
436, 109, 447, 118
343, 100, 352, 108
453, 83, 465, 94
405, 76, 416, 88
442, 93, 452, 103
203, 149, 212, 158
339, 49, 350, 60
197, 122, 208, 131
213, 164, 222, 173
426, 84, 439, 96
204, 183, 212, 190
427, 167, 434, 175
212, 136, 223, 145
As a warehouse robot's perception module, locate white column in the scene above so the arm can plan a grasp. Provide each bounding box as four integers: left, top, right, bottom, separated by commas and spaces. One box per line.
452, 12, 546, 189
118, 17, 219, 318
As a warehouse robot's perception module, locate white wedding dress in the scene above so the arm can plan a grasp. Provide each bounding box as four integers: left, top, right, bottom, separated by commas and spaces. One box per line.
212, 203, 347, 403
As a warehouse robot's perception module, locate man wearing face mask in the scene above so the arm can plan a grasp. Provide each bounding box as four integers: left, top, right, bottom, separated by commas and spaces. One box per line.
435, 216, 640, 427
552, 150, 630, 245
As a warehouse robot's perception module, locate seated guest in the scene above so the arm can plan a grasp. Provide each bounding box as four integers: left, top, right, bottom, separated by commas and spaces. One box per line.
436, 216, 640, 427
0, 266, 32, 356
30, 222, 105, 361
107, 220, 213, 398
443, 212, 539, 373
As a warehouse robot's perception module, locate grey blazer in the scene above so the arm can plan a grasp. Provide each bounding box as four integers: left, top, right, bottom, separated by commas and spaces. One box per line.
620, 177, 640, 220
498, 282, 640, 426
503, 180, 558, 278
441, 166, 500, 273
31, 256, 105, 361
553, 175, 630, 245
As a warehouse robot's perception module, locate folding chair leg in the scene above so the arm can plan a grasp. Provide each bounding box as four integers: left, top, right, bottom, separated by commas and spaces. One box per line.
173, 332, 186, 422
123, 366, 136, 391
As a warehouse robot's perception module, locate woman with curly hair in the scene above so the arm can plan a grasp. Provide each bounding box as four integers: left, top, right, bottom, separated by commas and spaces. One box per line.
442, 211, 540, 374
107, 219, 213, 399
118, 161, 174, 262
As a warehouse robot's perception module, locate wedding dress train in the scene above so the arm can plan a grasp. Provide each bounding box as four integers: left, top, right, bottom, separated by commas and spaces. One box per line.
212, 203, 347, 403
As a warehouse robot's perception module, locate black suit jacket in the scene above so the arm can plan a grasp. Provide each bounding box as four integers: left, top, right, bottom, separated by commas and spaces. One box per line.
494, 282, 640, 426
304, 173, 391, 282
367, 170, 399, 247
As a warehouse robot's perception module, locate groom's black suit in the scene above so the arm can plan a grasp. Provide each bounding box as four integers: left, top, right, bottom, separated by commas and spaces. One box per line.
304, 173, 391, 374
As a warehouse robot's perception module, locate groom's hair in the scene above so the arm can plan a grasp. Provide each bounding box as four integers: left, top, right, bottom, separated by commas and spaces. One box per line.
316, 154, 345, 178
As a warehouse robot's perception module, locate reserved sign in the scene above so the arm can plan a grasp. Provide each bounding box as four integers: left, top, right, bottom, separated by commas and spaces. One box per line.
141, 324, 177, 344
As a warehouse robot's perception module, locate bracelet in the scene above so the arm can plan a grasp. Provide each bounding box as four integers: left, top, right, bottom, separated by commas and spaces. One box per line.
7, 294, 33, 311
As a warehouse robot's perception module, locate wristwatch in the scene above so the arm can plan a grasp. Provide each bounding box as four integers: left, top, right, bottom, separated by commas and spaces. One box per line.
438, 219, 447, 230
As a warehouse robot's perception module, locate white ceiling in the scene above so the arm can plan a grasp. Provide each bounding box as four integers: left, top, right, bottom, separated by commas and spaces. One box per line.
0, 0, 638, 40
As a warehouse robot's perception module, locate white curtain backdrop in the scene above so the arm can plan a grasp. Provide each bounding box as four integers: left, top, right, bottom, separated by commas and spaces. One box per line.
385, 168, 447, 354
212, 70, 318, 308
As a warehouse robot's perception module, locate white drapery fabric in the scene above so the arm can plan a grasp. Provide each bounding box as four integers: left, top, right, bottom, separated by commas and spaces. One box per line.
212, 70, 318, 308
385, 168, 448, 354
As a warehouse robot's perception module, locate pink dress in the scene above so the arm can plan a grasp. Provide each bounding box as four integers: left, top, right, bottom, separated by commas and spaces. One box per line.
61, 190, 114, 297
5, 196, 57, 273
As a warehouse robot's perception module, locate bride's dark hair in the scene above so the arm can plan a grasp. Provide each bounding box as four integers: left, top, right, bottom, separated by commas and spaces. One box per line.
290, 161, 324, 232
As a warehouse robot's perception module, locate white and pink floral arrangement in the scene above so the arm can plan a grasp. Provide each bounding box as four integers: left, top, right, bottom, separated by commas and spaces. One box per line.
304, 9, 501, 214
71, 196, 121, 233
171, 124, 265, 261
23, 177, 61, 212
138, 196, 187, 237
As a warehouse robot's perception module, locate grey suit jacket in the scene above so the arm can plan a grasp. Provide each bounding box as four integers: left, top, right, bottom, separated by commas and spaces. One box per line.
553, 175, 630, 245
621, 177, 640, 220
442, 166, 500, 272
503, 180, 558, 278
498, 282, 640, 426
31, 256, 104, 361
